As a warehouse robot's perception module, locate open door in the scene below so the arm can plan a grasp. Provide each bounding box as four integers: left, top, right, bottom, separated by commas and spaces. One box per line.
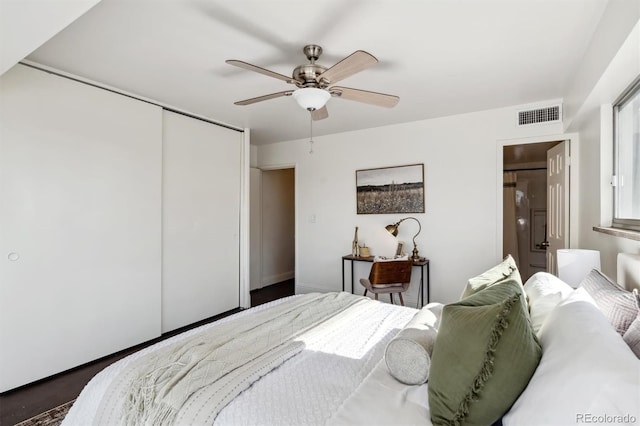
546, 141, 570, 274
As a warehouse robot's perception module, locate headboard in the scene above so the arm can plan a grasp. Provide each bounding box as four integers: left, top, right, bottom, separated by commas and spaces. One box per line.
617, 253, 640, 292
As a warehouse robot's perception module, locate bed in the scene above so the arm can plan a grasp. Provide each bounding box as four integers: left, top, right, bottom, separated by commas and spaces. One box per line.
63, 256, 640, 426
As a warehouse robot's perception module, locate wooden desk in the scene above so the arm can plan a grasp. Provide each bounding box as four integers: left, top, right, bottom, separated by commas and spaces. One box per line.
341, 255, 430, 308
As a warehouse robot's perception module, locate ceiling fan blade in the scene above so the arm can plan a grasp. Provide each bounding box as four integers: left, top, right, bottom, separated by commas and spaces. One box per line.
234, 90, 294, 106
226, 60, 298, 84
311, 106, 329, 121
330, 86, 399, 108
316, 50, 378, 84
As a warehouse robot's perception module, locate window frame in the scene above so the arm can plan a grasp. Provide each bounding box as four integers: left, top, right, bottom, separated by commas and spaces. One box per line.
612, 76, 640, 233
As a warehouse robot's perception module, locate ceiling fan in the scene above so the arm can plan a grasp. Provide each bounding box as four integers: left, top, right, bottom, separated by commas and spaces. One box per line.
226, 45, 399, 120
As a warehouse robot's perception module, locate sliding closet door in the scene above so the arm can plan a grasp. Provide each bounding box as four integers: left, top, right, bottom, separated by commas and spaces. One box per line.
0, 65, 162, 392
162, 111, 241, 333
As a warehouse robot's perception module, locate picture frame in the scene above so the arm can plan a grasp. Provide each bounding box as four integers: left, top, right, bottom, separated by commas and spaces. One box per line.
395, 242, 404, 257
356, 163, 425, 214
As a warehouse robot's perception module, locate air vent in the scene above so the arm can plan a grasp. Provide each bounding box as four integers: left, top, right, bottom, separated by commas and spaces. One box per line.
517, 105, 562, 126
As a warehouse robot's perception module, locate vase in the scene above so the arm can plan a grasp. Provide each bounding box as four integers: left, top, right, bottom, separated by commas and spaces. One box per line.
352, 226, 359, 256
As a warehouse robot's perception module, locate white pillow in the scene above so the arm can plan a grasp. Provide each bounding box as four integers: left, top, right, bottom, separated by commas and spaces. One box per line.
385, 303, 443, 385
503, 287, 640, 426
523, 272, 574, 334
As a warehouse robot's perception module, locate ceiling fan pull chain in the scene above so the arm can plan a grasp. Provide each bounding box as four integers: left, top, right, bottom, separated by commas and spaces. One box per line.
309, 113, 314, 155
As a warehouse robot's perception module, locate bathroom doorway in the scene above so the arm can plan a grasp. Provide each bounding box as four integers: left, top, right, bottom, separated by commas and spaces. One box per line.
503, 141, 562, 281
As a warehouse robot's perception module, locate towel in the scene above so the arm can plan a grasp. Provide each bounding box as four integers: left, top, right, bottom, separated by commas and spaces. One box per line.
94, 292, 364, 425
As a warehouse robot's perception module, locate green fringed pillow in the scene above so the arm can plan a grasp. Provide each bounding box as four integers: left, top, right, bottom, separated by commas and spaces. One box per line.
460, 254, 523, 299
429, 279, 541, 426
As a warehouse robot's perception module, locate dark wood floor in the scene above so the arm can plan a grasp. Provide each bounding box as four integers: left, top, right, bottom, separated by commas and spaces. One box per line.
0, 280, 294, 425
249, 279, 295, 307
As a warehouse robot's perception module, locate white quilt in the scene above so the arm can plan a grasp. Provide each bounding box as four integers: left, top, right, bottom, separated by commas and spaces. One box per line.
63, 294, 418, 426
327, 357, 429, 426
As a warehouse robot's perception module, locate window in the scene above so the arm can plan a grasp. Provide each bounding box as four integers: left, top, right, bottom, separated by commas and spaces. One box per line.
613, 77, 640, 232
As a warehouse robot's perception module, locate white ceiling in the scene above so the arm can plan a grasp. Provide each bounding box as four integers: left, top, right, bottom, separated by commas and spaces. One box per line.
0, 0, 101, 75
26, 0, 609, 145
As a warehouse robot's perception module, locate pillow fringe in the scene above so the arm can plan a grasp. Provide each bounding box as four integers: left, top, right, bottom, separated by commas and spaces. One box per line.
449, 294, 520, 426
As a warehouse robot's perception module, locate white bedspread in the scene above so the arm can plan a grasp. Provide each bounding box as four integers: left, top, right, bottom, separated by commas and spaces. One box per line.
63, 294, 417, 425
327, 357, 430, 426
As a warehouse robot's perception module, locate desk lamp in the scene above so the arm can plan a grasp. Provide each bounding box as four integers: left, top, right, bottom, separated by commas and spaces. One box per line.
385, 217, 423, 261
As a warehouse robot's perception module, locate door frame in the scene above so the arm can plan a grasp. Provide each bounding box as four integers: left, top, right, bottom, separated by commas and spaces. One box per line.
240, 129, 251, 308
495, 132, 580, 264
252, 162, 298, 294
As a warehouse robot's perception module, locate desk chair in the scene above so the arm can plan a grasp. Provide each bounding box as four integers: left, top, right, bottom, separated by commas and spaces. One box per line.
359, 260, 413, 305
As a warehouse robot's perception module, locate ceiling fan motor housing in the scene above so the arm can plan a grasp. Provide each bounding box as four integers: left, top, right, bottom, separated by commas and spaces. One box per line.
293, 64, 328, 88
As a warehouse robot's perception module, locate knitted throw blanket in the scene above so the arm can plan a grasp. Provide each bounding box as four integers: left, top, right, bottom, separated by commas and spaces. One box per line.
95, 292, 363, 426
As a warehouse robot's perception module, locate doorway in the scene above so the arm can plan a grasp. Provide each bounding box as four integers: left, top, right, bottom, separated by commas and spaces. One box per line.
249, 167, 296, 304
502, 141, 562, 281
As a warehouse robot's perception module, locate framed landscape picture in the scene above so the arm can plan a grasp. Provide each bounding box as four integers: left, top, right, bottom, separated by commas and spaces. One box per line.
356, 163, 425, 214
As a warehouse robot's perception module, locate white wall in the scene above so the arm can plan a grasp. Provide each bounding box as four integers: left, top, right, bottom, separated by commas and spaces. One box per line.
250, 168, 263, 291
568, 19, 640, 278
260, 168, 295, 287
258, 106, 563, 305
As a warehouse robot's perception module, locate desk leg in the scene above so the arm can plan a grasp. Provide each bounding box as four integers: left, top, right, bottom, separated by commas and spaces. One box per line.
426, 263, 430, 304
342, 259, 345, 292
419, 266, 424, 308
350, 260, 355, 294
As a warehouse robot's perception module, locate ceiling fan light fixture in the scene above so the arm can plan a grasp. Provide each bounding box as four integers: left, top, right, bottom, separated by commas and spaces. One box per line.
292, 87, 331, 111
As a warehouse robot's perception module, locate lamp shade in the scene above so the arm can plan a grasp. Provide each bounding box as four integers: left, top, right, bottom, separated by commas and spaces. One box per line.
557, 249, 601, 288
292, 88, 330, 110
385, 224, 399, 237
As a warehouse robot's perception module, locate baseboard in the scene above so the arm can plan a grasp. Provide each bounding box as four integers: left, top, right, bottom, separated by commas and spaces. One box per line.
260, 271, 294, 288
